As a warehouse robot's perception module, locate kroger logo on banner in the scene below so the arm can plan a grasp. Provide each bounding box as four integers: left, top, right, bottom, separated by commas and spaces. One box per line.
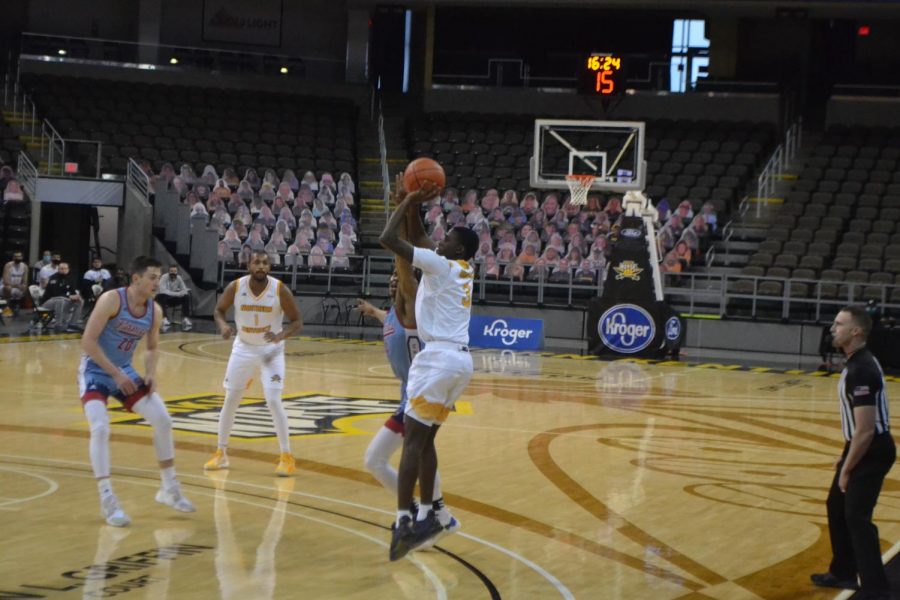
598, 304, 655, 354
470, 316, 543, 351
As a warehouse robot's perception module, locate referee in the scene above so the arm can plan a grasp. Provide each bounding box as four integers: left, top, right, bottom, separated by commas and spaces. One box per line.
811, 305, 895, 599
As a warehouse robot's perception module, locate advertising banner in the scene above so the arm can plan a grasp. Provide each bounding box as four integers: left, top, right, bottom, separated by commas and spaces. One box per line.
469, 316, 544, 351
203, 0, 283, 47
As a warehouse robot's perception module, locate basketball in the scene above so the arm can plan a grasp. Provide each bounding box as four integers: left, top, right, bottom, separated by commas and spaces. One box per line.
403, 157, 445, 193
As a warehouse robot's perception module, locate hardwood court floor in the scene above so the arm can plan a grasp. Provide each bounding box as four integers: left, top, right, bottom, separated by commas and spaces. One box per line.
1, 332, 899, 599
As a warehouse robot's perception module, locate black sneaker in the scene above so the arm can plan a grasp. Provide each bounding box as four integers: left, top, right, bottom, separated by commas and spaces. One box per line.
389, 516, 415, 561
810, 572, 859, 590
408, 511, 444, 551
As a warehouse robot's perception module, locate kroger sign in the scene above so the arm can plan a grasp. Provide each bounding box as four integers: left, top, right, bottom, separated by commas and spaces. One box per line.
469, 316, 543, 351
598, 304, 656, 354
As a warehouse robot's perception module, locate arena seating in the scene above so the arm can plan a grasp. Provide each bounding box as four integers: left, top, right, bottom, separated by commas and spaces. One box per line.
22, 74, 357, 178
743, 125, 900, 304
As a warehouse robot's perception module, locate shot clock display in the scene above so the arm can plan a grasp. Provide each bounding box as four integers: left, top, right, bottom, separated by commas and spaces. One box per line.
579, 53, 625, 96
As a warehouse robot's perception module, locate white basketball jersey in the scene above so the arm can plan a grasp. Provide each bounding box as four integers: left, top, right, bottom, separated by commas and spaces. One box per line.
233, 275, 283, 345
412, 247, 473, 345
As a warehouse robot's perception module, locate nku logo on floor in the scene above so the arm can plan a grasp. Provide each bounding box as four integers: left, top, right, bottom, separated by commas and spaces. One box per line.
470, 316, 543, 350
599, 304, 655, 353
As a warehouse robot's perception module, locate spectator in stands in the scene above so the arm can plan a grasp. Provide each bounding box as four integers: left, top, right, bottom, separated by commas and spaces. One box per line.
551, 207, 569, 230
247, 228, 266, 251
676, 200, 694, 221
226, 192, 243, 215
238, 244, 252, 267
295, 225, 314, 246
297, 208, 315, 230
283, 170, 300, 193
575, 259, 598, 284
479, 190, 498, 213
300, 171, 317, 192
528, 208, 546, 229
700, 202, 718, 232
311, 197, 328, 219
223, 167, 240, 189
200, 165, 218, 186
259, 182, 276, 203
550, 259, 571, 283
541, 194, 560, 218
498, 231, 517, 254
256, 205, 276, 228
680, 216, 708, 255
339, 222, 357, 245
270, 231, 288, 253
206, 192, 225, 215
276, 182, 294, 202
567, 247, 584, 267
446, 208, 466, 228
212, 178, 230, 200
586, 247, 607, 274
230, 219, 248, 241
669, 240, 692, 270
320, 172, 336, 193
548, 233, 565, 255
82, 257, 112, 299
212, 207, 231, 230
0, 165, 15, 190
604, 197, 623, 221
338, 172, 354, 197
487, 208, 505, 229
308, 246, 327, 269
33, 249, 53, 274
190, 198, 209, 221
563, 199, 581, 220
272, 195, 287, 215
656, 198, 671, 223
496, 247, 515, 265
516, 244, 538, 266
285, 244, 302, 266
475, 241, 494, 262
157, 265, 192, 331
667, 213, 685, 239
569, 233, 587, 256
500, 190, 519, 210
318, 187, 336, 208
460, 192, 477, 214
274, 219, 291, 241
483, 255, 501, 279
523, 230, 542, 253
4, 180, 24, 203
586, 195, 602, 214
194, 184, 210, 201
430, 223, 447, 244
508, 207, 527, 228
336, 205, 356, 231
521, 192, 539, 216
41, 262, 83, 331
1, 251, 28, 314
320, 210, 338, 231
218, 241, 233, 265
37, 252, 61, 290
179, 164, 197, 185
264, 169, 280, 190
138, 160, 156, 197
224, 228, 242, 250
109, 267, 128, 289
526, 257, 549, 282
237, 180, 254, 201
424, 205, 443, 227
332, 246, 350, 271
243, 168, 261, 190
265, 242, 281, 266
540, 246, 562, 270
504, 260, 525, 281
316, 226, 335, 253
591, 235, 609, 255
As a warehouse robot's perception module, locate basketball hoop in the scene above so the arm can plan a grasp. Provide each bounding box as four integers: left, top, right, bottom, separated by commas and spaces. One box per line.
564, 174, 596, 206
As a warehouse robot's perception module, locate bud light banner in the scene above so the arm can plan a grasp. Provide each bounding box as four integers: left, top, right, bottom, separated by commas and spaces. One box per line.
469, 316, 544, 351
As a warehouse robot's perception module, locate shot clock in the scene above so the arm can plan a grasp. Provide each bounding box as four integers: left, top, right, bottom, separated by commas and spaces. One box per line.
579, 53, 626, 96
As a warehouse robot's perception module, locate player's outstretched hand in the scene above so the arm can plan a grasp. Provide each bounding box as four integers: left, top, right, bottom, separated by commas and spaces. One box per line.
221, 325, 235, 340
357, 298, 377, 317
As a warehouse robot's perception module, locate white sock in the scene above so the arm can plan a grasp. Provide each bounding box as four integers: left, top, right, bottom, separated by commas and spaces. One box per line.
84, 400, 111, 480
363, 427, 403, 494
396, 509, 411, 525
218, 388, 244, 448
160, 466, 177, 489
97, 478, 114, 498
434, 497, 451, 526
132, 393, 174, 462
264, 388, 291, 454
417, 503, 432, 521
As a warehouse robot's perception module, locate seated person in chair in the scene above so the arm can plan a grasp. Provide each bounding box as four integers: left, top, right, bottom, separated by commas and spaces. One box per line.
42, 262, 84, 331
1, 251, 28, 316
157, 265, 193, 331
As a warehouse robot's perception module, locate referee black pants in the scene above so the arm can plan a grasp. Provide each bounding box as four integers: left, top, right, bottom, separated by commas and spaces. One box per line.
827, 433, 896, 593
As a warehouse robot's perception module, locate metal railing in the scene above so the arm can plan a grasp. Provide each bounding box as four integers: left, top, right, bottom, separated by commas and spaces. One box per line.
220, 254, 366, 293
3, 72, 38, 141
664, 271, 900, 321
40, 119, 65, 174
16, 151, 38, 199
126, 158, 150, 204
755, 117, 802, 216
377, 108, 391, 214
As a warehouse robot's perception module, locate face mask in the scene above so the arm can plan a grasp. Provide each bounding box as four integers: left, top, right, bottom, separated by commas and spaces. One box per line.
43, 254, 51, 261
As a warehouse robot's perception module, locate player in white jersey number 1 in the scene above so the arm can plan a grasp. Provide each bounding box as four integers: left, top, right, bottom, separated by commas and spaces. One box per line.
379, 181, 479, 561
205, 249, 304, 476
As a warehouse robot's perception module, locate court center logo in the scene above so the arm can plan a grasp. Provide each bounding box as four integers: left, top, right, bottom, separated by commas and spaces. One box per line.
613, 260, 643, 281
598, 304, 655, 354
109, 393, 401, 439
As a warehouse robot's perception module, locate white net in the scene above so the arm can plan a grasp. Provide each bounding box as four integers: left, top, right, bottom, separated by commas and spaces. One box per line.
564, 174, 596, 206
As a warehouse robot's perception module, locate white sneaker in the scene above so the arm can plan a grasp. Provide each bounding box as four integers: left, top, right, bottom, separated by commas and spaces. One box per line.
101, 494, 131, 527
181, 317, 192, 331
155, 483, 196, 513
161, 317, 171, 332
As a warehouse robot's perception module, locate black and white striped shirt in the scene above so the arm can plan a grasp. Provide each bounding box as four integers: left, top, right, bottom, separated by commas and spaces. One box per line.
838, 347, 890, 442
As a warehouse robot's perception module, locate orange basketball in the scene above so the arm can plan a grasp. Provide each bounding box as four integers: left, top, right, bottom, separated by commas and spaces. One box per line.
403, 157, 445, 193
